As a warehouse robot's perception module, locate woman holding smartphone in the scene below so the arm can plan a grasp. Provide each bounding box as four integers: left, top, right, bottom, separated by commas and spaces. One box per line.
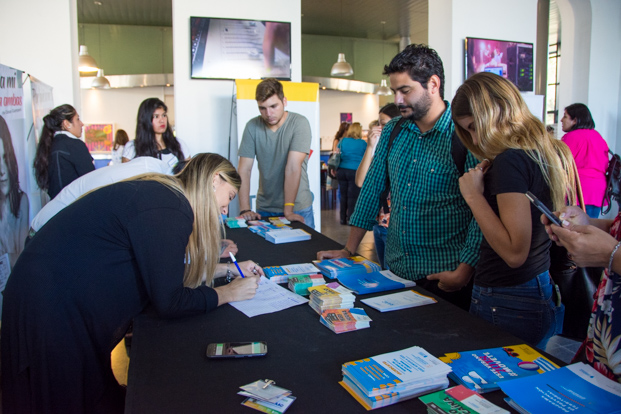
451, 72, 577, 348
2, 153, 261, 412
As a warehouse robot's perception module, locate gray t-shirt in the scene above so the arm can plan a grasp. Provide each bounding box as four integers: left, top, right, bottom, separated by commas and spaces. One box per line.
238, 112, 312, 212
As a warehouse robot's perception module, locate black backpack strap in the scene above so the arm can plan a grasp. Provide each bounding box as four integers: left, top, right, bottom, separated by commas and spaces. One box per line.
380, 117, 406, 213
451, 131, 468, 176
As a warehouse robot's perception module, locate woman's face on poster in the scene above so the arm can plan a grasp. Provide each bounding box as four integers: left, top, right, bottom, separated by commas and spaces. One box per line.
0, 142, 9, 197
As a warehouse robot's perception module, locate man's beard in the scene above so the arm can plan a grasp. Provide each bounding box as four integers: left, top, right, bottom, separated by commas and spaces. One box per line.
398, 91, 432, 121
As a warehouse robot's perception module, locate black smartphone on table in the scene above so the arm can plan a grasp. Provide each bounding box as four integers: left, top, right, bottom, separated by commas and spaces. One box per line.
206, 341, 268, 358
525, 191, 562, 226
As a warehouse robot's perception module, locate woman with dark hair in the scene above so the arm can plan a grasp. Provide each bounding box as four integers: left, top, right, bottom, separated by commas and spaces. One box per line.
453, 72, 577, 348
122, 98, 190, 168
561, 103, 609, 218
33, 104, 95, 199
0, 115, 29, 269
2, 153, 261, 412
332, 121, 350, 153
109, 128, 129, 165
336, 122, 367, 225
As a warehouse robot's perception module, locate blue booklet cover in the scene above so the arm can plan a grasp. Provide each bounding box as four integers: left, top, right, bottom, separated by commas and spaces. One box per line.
312, 256, 381, 279
499, 362, 621, 414
337, 270, 415, 294
439, 344, 559, 393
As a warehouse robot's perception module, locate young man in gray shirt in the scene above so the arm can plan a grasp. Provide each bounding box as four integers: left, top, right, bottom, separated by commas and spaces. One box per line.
237, 78, 314, 228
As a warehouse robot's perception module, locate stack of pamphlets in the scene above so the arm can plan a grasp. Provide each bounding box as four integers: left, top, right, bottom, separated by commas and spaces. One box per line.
340, 346, 452, 410
307, 282, 356, 314
439, 344, 559, 393
337, 270, 416, 294
319, 308, 371, 334
313, 256, 381, 279
248, 220, 290, 238
499, 362, 621, 414
419, 385, 509, 414
265, 228, 311, 244
288, 274, 325, 295
268, 217, 291, 225
239, 379, 295, 413
361, 290, 437, 312
225, 217, 247, 228
263, 263, 320, 284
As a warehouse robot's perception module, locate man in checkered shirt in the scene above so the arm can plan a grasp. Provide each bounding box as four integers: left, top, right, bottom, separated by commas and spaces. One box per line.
318, 44, 482, 310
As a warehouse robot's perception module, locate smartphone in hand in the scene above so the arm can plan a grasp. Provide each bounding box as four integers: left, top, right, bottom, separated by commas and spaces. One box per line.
525, 192, 562, 226
206, 341, 267, 358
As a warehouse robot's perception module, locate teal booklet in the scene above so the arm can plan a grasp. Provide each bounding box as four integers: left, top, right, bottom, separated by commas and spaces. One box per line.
499, 362, 621, 414
312, 256, 381, 279
337, 270, 415, 295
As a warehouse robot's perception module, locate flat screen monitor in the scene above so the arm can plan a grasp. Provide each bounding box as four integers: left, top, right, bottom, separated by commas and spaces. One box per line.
465, 37, 534, 92
190, 16, 291, 80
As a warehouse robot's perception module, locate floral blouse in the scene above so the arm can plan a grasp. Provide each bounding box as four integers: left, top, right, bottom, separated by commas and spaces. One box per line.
572, 213, 621, 383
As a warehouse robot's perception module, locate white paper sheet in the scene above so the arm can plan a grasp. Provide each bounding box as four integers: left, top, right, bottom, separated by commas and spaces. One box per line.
229, 276, 309, 317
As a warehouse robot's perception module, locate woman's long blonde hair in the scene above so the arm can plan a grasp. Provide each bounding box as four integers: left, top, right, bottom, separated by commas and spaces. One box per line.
129, 153, 241, 288
451, 72, 577, 210
346, 122, 362, 139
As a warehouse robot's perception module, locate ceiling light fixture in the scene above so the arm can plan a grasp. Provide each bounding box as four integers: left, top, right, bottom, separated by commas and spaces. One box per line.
330, 0, 353, 77
376, 22, 392, 95
91, 69, 111, 89
79, 45, 99, 73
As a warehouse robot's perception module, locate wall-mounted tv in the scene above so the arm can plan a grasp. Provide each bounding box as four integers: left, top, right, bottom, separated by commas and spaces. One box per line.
465, 37, 534, 92
190, 17, 291, 80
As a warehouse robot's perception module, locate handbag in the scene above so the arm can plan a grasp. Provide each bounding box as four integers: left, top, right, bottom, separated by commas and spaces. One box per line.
327, 141, 341, 178
549, 161, 604, 341
601, 150, 621, 215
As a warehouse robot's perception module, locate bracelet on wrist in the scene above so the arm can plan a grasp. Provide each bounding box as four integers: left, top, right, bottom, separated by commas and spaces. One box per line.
284, 203, 295, 207
239, 209, 251, 215
342, 247, 353, 257
608, 241, 621, 272
225, 262, 234, 283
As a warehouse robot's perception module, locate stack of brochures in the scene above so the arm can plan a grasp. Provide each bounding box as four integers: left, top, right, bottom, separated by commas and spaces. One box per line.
319, 308, 372, 334
439, 344, 559, 393
288, 274, 325, 295
239, 379, 295, 413
267, 216, 291, 225
313, 256, 381, 279
248, 220, 289, 238
337, 270, 416, 294
499, 362, 621, 414
265, 228, 311, 244
340, 346, 452, 410
419, 385, 509, 414
263, 263, 320, 284
225, 217, 247, 228
361, 290, 437, 312
307, 282, 356, 314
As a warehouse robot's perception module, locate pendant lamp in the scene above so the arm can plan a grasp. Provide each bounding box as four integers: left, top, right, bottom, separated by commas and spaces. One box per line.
376, 22, 392, 95
376, 79, 392, 95
78, 45, 99, 73
330, 0, 353, 77
331, 53, 354, 77
91, 69, 111, 89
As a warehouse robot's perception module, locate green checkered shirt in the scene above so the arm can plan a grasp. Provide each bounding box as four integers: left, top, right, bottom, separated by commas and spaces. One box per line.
350, 102, 482, 281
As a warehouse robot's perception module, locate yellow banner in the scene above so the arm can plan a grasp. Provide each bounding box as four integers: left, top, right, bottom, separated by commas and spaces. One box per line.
236, 79, 318, 102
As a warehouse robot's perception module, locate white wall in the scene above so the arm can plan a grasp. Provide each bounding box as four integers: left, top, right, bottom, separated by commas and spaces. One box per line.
0, 0, 79, 110
318, 90, 380, 150
80, 86, 173, 142
172, 0, 302, 157
429, 0, 539, 100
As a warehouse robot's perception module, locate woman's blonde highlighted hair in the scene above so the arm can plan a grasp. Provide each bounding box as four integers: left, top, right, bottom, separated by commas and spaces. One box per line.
346, 122, 363, 139
129, 153, 241, 288
451, 72, 577, 210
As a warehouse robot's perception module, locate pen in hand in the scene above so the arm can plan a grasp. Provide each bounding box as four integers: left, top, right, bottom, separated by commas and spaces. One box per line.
229, 252, 245, 278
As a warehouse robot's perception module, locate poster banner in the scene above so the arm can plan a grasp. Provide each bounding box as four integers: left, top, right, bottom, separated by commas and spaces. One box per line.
0, 63, 29, 292
27, 75, 55, 218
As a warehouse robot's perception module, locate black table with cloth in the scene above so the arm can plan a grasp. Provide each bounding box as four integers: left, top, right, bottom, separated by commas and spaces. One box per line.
125, 222, 562, 413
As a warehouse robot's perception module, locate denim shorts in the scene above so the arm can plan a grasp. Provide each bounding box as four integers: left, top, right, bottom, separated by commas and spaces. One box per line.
470, 271, 564, 349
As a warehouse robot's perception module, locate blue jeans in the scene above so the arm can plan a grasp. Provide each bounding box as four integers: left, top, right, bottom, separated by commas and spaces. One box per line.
373, 224, 388, 270
257, 205, 315, 230
470, 271, 564, 349
585, 205, 600, 219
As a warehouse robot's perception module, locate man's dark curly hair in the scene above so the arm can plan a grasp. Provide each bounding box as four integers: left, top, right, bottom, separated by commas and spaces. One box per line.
383, 44, 445, 99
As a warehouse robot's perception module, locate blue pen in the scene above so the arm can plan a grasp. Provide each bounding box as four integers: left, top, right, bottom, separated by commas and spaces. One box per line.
229, 252, 245, 278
